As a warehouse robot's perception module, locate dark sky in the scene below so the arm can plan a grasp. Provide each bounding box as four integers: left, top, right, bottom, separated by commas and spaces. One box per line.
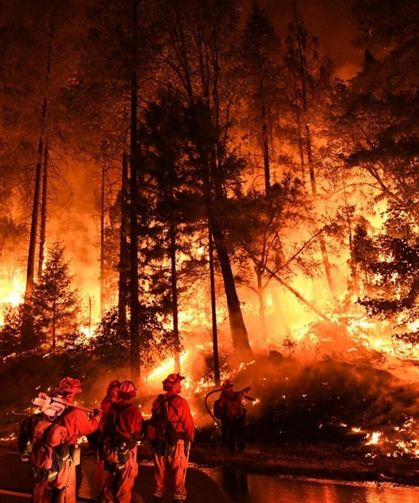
242, 0, 363, 79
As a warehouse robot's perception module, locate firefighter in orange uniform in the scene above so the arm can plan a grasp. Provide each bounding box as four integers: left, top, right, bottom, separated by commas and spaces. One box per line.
27, 377, 101, 503
95, 380, 121, 492
101, 380, 143, 503
149, 373, 195, 503
54, 377, 101, 503
219, 379, 251, 452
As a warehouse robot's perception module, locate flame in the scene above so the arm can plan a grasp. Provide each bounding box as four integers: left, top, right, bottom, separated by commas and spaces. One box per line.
146, 350, 190, 383
0, 270, 25, 325
365, 431, 382, 445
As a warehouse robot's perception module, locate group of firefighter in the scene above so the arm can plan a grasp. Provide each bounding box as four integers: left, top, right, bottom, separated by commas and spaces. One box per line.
18, 373, 251, 503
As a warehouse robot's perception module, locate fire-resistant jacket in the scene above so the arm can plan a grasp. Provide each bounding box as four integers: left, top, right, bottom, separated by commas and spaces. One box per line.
151, 393, 195, 441
58, 408, 100, 445
99, 398, 113, 433
103, 400, 143, 441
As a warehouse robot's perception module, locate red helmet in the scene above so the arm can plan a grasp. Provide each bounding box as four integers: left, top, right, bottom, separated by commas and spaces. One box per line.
162, 373, 184, 391
55, 377, 82, 396
107, 379, 121, 394
119, 380, 137, 399
222, 379, 233, 390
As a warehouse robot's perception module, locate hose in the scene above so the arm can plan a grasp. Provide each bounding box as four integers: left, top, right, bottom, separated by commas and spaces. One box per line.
204, 388, 222, 428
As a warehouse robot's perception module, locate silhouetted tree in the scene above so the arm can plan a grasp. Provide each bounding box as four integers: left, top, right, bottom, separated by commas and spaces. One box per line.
31, 243, 79, 351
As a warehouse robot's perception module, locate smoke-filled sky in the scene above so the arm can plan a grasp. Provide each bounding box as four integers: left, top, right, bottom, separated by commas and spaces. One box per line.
243, 0, 363, 78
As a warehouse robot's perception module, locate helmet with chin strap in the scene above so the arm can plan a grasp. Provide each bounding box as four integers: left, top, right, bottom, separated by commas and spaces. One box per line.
118, 380, 137, 399
162, 373, 184, 391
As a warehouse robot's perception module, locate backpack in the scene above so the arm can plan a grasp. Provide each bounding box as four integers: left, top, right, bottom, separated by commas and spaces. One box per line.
103, 403, 138, 474
146, 394, 178, 452
18, 413, 43, 461
30, 418, 70, 484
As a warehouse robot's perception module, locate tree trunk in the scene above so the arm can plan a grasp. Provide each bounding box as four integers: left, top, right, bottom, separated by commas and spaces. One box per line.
343, 183, 358, 295
255, 267, 268, 346
52, 297, 56, 352
22, 134, 44, 349
168, 220, 181, 373
23, 18, 54, 348
129, 0, 140, 379
266, 264, 331, 322
207, 201, 220, 385
118, 153, 129, 336
37, 143, 48, 282
304, 122, 336, 298
259, 85, 271, 195
211, 218, 253, 358
25, 136, 44, 302
292, 74, 305, 181
293, 7, 336, 300
99, 163, 106, 316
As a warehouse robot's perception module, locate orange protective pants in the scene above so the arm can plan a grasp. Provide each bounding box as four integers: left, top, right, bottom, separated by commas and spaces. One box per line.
153, 440, 188, 501
102, 446, 138, 503
96, 457, 108, 493
33, 457, 76, 503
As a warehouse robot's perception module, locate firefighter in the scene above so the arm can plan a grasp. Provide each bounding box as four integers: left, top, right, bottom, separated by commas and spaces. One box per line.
27, 377, 101, 503
95, 380, 121, 492
101, 380, 143, 503
148, 373, 194, 503
219, 379, 251, 453
53, 377, 101, 503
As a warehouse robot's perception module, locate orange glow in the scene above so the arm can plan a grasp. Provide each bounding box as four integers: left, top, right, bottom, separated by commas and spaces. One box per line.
0, 270, 25, 325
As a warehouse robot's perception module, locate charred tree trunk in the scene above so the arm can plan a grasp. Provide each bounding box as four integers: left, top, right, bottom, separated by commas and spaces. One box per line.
168, 219, 181, 373
292, 74, 305, 181
118, 153, 129, 336
206, 180, 220, 384
37, 143, 48, 282
343, 183, 358, 295
52, 297, 56, 352
99, 163, 106, 316
211, 217, 253, 358
304, 123, 336, 298
259, 84, 271, 195
25, 136, 44, 301
22, 127, 45, 348
255, 266, 268, 345
23, 19, 54, 348
267, 263, 331, 322
293, 7, 336, 300
129, 0, 140, 379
